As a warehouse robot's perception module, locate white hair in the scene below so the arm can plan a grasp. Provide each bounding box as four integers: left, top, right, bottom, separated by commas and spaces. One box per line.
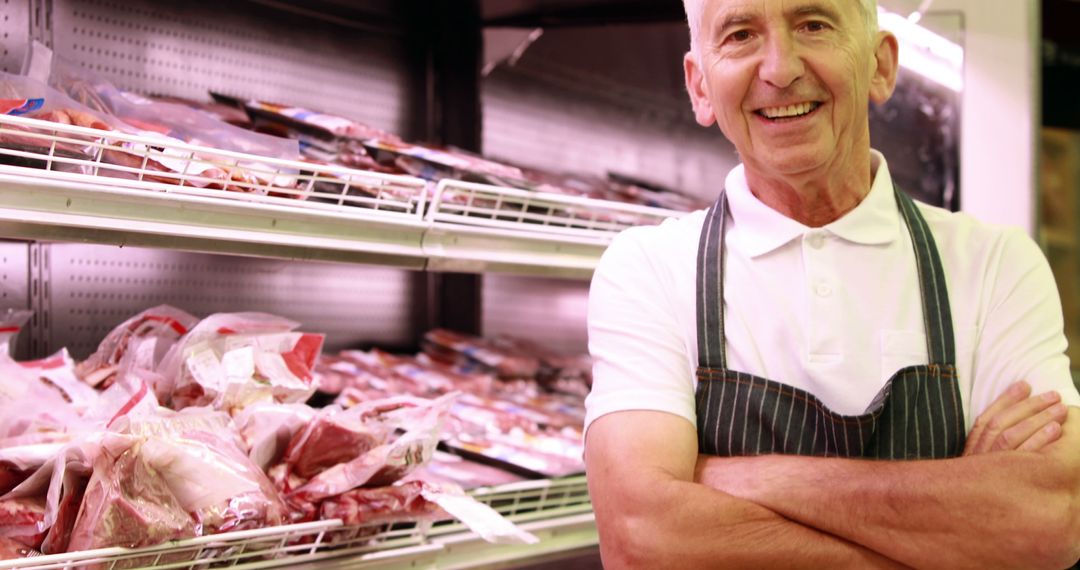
683, 0, 879, 55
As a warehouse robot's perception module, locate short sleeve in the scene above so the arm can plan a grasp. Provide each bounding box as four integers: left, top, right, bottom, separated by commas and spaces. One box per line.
969, 228, 1080, 420
584, 228, 697, 439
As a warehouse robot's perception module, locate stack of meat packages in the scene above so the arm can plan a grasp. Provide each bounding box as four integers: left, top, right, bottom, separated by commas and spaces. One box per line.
0, 49, 300, 196
208, 94, 708, 217
0, 306, 532, 564
316, 329, 589, 481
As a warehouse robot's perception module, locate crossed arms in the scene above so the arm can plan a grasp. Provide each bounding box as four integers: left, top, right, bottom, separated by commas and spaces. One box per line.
585, 387, 1080, 569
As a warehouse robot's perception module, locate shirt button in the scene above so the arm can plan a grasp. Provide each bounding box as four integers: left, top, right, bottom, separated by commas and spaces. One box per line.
815, 283, 833, 297
807, 232, 825, 249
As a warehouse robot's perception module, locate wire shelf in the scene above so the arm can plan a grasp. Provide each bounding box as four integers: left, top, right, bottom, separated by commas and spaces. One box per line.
0, 477, 591, 570
0, 114, 428, 219
0, 114, 688, 276
426, 179, 682, 242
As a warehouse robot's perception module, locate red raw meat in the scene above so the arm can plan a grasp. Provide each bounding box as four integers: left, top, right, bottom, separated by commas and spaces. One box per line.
0, 536, 33, 560
0, 461, 32, 496
283, 410, 384, 480
319, 481, 444, 526
67, 439, 197, 554
0, 495, 47, 550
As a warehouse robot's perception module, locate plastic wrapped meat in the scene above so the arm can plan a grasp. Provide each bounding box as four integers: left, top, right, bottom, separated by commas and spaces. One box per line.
127, 411, 287, 535
422, 329, 541, 380
0, 354, 88, 447
0, 496, 46, 550
319, 480, 537, 546
68, 410, 287, 558
282, 406, 387, 479
66, 433, 197, 569
76, 305, 198, 390
0, 536, 36, 560
158, 312, 324, 412
319, 480, 444, 526
406, 451, 524, 490
234, 403, 317, 471
288, 394, 457, 504
0, 444, 63, 496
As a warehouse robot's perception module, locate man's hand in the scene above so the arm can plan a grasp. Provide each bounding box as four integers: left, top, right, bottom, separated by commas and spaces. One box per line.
963, 380, 1068, 455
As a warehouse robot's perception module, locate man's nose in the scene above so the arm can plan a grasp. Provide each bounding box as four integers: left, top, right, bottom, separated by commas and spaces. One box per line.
758, 34, 804, 88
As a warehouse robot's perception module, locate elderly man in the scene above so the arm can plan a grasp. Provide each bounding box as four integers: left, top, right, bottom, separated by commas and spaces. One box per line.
583, 0, 1080, 568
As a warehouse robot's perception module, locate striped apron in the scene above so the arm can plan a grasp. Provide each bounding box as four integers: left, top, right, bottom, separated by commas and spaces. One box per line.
695, 186, 966, 459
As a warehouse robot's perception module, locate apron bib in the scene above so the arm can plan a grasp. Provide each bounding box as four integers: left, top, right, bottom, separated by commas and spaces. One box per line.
694, 187, 965, 459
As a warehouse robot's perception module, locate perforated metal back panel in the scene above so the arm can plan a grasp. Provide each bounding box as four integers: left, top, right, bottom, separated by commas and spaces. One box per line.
0, 0, 31, 73
482, 23, 739, 202
49, 0, 410, 132
0, 242, 31, 359
46, 244, 416, 359
482, 274, 588, 355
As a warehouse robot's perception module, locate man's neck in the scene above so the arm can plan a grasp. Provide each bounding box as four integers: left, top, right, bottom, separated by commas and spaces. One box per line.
743, 150, 874, 228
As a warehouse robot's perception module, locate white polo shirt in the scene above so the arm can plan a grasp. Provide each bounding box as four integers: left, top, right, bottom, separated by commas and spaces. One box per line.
585, 151, 1080, 437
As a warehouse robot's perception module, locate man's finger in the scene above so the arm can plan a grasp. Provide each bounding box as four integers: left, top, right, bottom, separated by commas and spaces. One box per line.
965, 381, 1032, 454
971, 390, 1062, 454
968, 389, 1061, 454
1017, 420, 1064, 452
991, 402, 1068, 452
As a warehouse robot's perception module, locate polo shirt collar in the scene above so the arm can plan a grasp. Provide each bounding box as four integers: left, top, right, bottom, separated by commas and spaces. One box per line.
724, 150, 901, 258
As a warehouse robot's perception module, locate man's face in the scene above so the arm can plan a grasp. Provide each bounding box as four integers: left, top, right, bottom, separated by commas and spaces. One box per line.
684, 0, 897, 178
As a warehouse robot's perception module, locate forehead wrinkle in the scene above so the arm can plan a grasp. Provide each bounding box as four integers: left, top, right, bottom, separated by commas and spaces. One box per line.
712, 0, 846, 34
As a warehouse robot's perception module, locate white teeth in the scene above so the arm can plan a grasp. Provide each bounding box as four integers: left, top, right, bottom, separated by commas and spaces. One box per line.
761, 102, 816, 119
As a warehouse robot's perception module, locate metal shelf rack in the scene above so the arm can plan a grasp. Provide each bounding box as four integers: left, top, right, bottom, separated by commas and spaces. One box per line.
0, 114, 683, 277
0, 476, 594, 570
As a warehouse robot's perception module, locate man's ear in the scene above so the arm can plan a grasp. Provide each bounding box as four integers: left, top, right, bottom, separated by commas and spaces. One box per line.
684, 51, 717, 127
869, 31, 899, 104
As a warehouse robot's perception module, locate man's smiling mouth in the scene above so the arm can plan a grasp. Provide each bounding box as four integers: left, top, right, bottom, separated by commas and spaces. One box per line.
755, 102, 822, 120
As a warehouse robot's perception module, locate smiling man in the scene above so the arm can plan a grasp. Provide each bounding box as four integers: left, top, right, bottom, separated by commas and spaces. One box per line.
583, 0, 1080, 568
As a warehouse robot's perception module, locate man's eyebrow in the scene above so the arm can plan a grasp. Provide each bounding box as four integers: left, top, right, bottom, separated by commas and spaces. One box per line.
789, 4, 843, 22
716, 12, 758, 35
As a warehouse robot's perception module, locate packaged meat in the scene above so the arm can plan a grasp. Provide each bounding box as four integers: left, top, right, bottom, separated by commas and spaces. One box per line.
0, 354, 86, 446
157, 312, 324, 412
68, 408, 286, 558
76, 305, 198, 391
442, 434, 584, 480
319, 479, 537, 546
45, 47, 299, 185
0, 495, 46, 550
406, 451, 524, 489
66, 432, 198, 567
318, 480, 445, 526
290, 393, 457, 503
1, 435, 98, 555
231, 97, 402, 143
282, 406, 387, 479
16, 350, 96, 419
0, 444, 62, 496
0, 536, 35, 560
234, 402, 317, 471
422, 329, 541, 380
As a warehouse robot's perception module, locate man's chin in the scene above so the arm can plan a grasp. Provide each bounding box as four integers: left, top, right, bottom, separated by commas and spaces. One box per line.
746, 149, 832, 179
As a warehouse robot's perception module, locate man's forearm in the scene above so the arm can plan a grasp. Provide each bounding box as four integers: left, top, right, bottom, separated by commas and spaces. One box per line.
696, 414, 1080, 570
594, 474, 908, 569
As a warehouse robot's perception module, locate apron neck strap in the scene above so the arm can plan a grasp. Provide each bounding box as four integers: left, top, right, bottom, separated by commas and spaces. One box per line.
696, 194, 729, 370
893, 185, 957, 366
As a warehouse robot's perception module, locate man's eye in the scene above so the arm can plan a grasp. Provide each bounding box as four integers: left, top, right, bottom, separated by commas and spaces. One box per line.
728, 30, 753, 42
804, 21, 829, 32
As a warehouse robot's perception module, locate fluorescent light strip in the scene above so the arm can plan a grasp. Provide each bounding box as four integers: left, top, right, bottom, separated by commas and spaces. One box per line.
878, 9, 964, 91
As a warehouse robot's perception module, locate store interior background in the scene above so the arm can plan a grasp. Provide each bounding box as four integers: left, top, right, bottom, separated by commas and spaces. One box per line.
0, 0, 1075, 568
